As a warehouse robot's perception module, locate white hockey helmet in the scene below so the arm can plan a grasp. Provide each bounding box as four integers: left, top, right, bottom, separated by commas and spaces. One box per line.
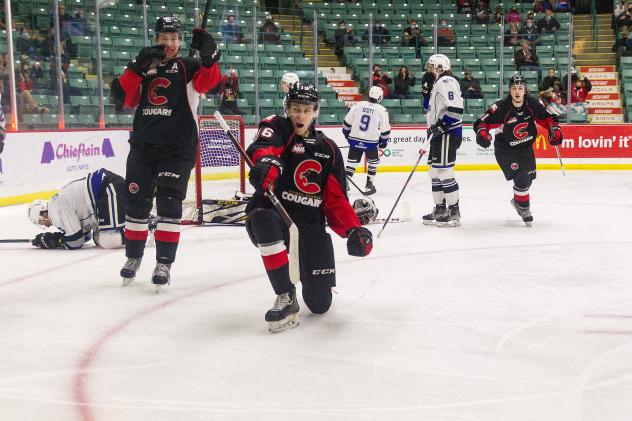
280, 72, 299, 92
427, 54, 451, 74
353, 197, 379, 225
28, 199, 49, 226
368, 86, 384, 103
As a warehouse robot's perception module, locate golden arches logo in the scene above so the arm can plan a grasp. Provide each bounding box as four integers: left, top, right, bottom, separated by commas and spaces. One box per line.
534, 134, 547, 150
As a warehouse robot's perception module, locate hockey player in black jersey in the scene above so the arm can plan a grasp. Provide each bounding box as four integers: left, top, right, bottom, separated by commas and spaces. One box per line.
245, 84, 373, 332
111, 16, 221, 288
473, 75, 563, 226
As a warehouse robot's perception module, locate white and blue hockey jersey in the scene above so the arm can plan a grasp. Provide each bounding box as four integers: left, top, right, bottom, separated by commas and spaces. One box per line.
342, 101, 391, 149
426, 74, 463, 136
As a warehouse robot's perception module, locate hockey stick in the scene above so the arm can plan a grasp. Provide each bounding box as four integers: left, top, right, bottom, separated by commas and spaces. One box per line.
554, 145, 566, 176
377, 149, 427, 239
189, 0, 213, 57
346, 176, 372, 196
0, 239, 31, 243
213, 111, 301, 285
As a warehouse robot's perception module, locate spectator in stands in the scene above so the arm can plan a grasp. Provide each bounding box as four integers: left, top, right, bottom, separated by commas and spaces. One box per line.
392, 66, 416, 99
565, 78, 589, 114
505, 6, 522, 24
615, 4, 632, 30
363, 20, 390, 46
515, 40, 540, 71
533, 0, 546, 13
219, 68, 242, 115
0, 54, 9, 82
460, 69, 483, 99
50, 4, 72, 42
334, 21, 357, 56
259, 16, 280, 44
30, 60, 44, 82
540, 88, 567, 118
68, 7, 88, 36
437, 19, 455, 46
540, 67, 562, 91
537, 8, 561, 33
493, 6, 504, 24
554, 0, 572, 13
520, 17, 541, 45
221, 15, 245, 44
561, 67, 591, 98
472, 1, 492, 24
16, 63, 49, 116
456, 0, 473, 14
402, 20, 427, 53
371, 64, 392, 98
613, 26, 632, 62
16, 26, 32, 55
505, 23, 521, 46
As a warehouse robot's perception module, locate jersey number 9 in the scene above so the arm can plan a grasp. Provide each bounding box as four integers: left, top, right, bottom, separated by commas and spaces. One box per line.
359, 114, 371, 132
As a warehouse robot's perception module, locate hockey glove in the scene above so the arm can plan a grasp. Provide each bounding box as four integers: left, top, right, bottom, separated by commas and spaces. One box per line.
347, 227, 373, 257
430, 121, 448, 137
476, 128, 492, 148
191, 28, 221, 68
249, 155, 283, 192
378, 138, 388, 149
128, 45, 166, 76
32, 232, 65, 249
549, 125, 563, 146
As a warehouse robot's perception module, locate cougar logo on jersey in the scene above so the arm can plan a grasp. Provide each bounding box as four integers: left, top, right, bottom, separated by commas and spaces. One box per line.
511, 162, 519, 170
128, 182, 139, 194
513, 122, 530, 140
281, 191, 322, 207
148, 78, 171, 106
294, 159, 322, 194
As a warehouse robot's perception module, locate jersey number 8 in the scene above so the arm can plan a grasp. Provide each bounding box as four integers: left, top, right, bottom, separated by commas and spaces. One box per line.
448, 91, 454, 100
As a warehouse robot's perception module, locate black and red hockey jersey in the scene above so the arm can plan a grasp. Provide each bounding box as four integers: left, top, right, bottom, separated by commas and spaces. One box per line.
246, 115, 361, 238
474, 96, 557, 150
112, 57, 221, 149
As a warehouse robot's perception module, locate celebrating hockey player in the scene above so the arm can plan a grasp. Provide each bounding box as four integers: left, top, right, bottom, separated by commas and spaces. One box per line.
111, 16, 221, 288
473, 74, 562, 226
27, 169, 129, 249
245, 84, 373, 332
422, 54, 464, 227
342, 86, 391, 195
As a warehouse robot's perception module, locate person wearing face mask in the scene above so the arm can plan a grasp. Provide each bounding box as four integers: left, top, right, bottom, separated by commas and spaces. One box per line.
245, 84, 372, 333
111, 16, 222, 288
615, 4, 632, 29
363, 20, 390, 45
221, 14, 245, 44
519, 17, 541, 45
334, 20, 357, 56
403, 20, 427, 48
472, 0, 491, 24
505, 22, 520, 46
537, 8, 561, 33
437, 19, 455, 46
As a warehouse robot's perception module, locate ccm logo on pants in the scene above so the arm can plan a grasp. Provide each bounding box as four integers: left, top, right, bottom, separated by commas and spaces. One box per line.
312, 268, 335, 275
158, 172, 181, 178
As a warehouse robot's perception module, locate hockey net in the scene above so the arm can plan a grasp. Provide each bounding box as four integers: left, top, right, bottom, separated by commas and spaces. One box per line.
182, 115, 247, 225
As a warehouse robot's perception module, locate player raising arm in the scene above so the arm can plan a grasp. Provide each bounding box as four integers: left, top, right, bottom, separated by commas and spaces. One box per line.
110, 16, 221, 288
245, 84, 373, 333
422, 54, 464, 227
473, 75, 562, 226
342, 86, 391, 195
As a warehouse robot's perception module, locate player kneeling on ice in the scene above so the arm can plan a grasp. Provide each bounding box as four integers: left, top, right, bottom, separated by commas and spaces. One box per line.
342, 86, 391, 195
28, 169, 140, 250
422, 54, 464, 227
473, 75, 562, 226
246, 84, 373, 333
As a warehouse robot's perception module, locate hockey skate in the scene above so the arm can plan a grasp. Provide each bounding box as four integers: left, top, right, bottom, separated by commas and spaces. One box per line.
120, 257, 142, 286
422, 203, 447, 225
365, 179, 376, 195
151, 263, 171, 293
265, 290, 300, 333
436, 204, 461, 227
510, 199, 533, 227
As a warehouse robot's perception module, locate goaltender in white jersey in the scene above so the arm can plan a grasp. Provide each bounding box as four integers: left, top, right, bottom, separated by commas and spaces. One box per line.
342, 86, 391, 195
422, 54, 464, 227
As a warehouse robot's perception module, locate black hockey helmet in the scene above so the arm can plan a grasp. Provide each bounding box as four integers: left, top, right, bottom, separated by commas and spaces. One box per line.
353, 197, 379, 225
509, 74, 527, 88
285, 84, 320, 110
155, 16, 183, 36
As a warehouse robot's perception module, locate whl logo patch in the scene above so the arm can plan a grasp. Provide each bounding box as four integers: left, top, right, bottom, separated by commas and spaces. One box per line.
41, 138, 115, 164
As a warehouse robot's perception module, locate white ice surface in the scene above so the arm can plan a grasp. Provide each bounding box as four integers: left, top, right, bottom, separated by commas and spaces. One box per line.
1, 170, 632, 421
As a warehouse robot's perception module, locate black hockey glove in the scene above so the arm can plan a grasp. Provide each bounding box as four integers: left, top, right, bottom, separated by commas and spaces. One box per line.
476, 128, 492, 148
249, 155, 283, 192
549, 125, 563, 146
430, 121, 448, 137
128, 45, 166, 76
346, 227, 373, 257
32, 232, 65, 249
378, 138, 388, 149
191, 28, 221, 68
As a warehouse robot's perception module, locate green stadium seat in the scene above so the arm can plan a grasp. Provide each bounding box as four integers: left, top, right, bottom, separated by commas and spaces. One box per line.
393, 113, 413, 124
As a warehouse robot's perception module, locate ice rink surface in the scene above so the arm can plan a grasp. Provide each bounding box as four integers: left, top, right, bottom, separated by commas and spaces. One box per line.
1, 170, 632, 421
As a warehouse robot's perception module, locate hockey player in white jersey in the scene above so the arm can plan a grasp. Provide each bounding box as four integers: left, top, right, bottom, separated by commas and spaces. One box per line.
422, 54, 464, 227
280, 72, 299, 114
27, 169, 131, 249
342, 86, 391, 195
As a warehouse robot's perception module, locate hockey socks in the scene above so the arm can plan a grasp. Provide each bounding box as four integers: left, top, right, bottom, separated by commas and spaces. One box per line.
431, 178, 445, 205
155, 216, 181, 264
258, 240, 292, 295
513, 185, 530, 209
441, 177, 459, 206
125, 215, 149, 258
